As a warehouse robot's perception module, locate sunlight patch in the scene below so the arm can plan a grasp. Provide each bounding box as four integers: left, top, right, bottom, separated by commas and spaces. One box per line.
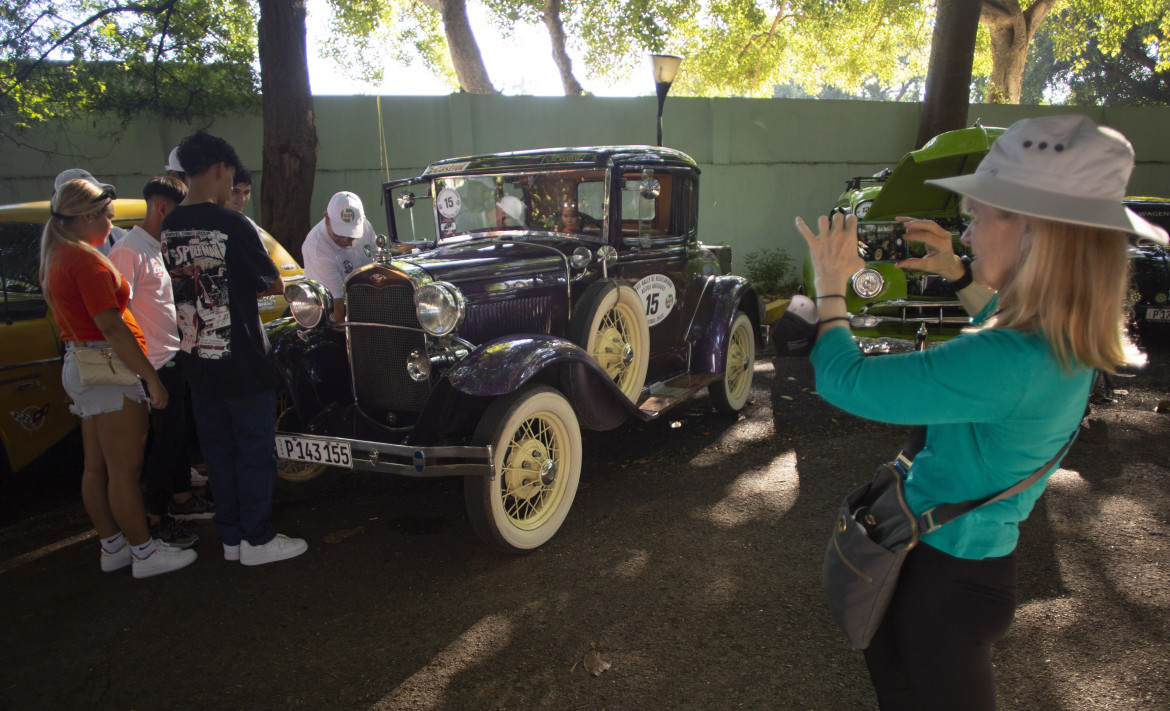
1045, 468, 1087, 493
370, 613, 515, 710
700, 450, 799, 528
612, 550, 650, 579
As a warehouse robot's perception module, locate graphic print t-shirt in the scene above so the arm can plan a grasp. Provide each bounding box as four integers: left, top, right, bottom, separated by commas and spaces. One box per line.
161, 202, 280, 396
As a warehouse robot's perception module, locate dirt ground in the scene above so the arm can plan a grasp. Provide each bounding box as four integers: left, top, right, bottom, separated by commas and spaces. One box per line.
1, 331, 1167, 711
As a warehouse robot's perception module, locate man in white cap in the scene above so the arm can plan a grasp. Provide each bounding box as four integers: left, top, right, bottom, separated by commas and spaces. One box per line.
164, 146, 187, 185
302, 190, 378, 322
53, 168, 124, 255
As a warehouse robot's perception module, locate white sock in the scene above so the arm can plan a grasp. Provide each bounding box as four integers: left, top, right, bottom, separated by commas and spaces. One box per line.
131, 539, 158, 560
101, 532, 126, 553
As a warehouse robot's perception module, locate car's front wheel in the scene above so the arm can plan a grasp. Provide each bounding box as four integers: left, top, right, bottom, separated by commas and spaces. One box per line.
709, 311, 755, 413
273, 391, 341, 502
465, 385, 582, 552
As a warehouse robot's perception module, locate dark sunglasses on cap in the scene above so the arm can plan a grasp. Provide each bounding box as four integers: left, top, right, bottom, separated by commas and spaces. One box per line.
91, 186, 116, 202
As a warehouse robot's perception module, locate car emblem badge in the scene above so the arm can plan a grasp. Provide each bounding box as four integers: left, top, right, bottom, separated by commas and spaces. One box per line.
370, 273, 387, 284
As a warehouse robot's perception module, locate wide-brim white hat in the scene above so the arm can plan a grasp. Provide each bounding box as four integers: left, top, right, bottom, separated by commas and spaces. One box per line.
927, 115, 1168, 245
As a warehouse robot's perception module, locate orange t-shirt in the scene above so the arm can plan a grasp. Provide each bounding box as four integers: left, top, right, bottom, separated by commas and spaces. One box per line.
45, 243, 147, 353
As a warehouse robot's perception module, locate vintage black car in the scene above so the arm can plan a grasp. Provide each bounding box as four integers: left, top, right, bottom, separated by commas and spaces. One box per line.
269, 146, 761, 552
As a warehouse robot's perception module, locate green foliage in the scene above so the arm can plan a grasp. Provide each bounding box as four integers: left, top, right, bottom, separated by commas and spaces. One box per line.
1025, 0, 1170, 105
743, 246, 796, 296
320, 0, 458, 88
668, 0, 932, 99
0, 0, 260, 134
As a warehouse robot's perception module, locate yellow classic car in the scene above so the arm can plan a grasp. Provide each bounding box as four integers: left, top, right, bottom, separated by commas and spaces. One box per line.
0, 199, 304, 473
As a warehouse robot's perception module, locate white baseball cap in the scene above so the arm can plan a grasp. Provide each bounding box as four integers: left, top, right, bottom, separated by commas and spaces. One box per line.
53, 168, 115, 196
496, 195, 526, 225
327, 191, 365, 238
165, 146, 186, 173
927, 114, 1168, 245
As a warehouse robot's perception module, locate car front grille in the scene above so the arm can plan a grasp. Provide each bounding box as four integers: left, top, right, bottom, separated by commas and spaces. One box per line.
346, 281, 431, 422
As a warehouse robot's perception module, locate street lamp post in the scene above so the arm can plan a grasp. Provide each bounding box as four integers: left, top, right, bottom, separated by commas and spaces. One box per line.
651, 54, 683, 147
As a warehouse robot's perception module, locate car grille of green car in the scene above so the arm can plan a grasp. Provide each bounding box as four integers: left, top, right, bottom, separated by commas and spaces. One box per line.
346, 282, 431, 423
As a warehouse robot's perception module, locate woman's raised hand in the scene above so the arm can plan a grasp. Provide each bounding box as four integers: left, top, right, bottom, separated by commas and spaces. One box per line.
895, 217, 965, 281
795, 212, 864, 297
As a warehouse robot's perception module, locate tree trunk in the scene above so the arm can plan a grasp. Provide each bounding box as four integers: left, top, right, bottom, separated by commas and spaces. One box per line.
917, 0, 983, 148
257, 0, 317, 263
437, 0, 497, 94
980, 0, 1057, 104
544, 0, 584, 95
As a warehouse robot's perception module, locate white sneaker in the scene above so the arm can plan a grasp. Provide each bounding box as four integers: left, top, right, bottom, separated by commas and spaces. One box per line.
190, 467, 208, 487
132, 540, 198, 579
223, 543, 240, 562
240, 534, 307, 566
100, 543, 131, 572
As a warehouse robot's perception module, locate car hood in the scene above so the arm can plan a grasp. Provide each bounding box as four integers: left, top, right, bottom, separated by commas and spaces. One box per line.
393, 237, 578, 285
863, 125, 1005, 222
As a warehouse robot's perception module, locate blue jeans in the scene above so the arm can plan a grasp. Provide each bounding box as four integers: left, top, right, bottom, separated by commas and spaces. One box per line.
189, 389, 277, 547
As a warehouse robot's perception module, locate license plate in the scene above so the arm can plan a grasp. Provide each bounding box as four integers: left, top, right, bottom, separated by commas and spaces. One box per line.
1146, 307, 1170, 322
274, 435, 353, 468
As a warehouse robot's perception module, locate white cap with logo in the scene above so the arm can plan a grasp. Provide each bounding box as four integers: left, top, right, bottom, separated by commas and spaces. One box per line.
53, 168, 115, 195
327, 191, 365, 238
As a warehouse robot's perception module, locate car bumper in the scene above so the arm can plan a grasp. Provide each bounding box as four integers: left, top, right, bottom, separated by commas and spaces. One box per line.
274, 431, 494, 478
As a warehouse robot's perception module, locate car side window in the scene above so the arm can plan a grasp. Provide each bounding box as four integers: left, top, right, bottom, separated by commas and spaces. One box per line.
1, 222, 48, 322
620, 171, 674, 248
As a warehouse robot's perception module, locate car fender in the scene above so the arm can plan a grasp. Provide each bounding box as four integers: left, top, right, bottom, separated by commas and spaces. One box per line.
267, 317, 353, 426
688, 276, 760, 374
445, 335, 638, 431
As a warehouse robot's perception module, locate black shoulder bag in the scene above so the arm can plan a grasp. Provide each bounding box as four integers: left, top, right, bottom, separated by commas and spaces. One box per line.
823, 421, 1083, 650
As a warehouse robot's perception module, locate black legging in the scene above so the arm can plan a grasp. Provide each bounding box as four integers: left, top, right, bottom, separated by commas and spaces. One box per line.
863, 542, 1018, 710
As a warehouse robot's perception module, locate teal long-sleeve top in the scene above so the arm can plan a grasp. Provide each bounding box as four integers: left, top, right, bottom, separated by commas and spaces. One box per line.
810, 323, 1092, 560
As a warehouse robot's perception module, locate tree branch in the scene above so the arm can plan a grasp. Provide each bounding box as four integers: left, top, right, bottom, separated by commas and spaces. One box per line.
2, 0, 181, 99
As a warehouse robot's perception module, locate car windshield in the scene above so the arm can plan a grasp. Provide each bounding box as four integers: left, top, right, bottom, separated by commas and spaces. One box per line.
429, 169, 606, 243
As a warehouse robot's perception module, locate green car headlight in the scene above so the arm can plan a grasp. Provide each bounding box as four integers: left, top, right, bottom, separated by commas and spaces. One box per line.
414, 282, 466, 336
852, 268, 885, 300
286, 279, 332, 329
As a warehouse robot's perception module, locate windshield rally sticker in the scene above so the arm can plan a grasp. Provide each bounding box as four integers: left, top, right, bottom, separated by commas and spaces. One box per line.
436, 188, 462, 218
634, 274, 676, 327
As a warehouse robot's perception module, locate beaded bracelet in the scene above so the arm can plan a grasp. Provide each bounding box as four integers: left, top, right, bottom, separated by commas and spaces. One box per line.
819, 316, 852, 327
816, 294, 847, 301
947, 259, 974, 291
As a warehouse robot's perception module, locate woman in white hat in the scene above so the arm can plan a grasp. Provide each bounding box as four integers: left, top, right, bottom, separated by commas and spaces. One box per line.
798, 114, 1167, 710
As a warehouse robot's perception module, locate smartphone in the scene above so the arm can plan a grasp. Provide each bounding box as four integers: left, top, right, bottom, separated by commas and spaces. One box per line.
856, 221, 909, 262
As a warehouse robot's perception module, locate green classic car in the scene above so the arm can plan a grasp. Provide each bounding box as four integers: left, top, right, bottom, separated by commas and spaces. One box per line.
802, 124, 1006, 353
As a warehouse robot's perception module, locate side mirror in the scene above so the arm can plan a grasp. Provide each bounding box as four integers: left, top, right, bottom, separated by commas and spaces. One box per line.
639, 171, 661, 200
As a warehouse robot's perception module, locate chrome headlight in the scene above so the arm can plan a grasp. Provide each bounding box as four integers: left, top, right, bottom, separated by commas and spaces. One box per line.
285, 280, 333, 329
414, 282, 466, 336
851, 268, 885, 300
854, 200, 873, 219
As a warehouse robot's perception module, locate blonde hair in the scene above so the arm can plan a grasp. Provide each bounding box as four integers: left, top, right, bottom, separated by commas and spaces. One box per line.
39, 178, 118, 304
992, 214, 1142, 373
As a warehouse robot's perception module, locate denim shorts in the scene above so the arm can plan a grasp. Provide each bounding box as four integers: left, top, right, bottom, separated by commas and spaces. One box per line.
62, 342, 147, 418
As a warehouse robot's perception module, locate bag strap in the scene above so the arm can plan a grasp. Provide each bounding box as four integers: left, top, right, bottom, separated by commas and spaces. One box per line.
898, 375, 1094, 536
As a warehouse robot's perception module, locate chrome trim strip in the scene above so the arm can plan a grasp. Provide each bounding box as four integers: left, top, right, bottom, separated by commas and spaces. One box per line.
0, 357, 62, 372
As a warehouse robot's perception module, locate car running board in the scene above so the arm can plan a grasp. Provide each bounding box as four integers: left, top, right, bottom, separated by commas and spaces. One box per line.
638, 373, 723, 417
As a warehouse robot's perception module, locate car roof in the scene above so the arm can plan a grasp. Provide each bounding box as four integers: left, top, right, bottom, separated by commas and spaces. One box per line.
863, 125, 1006, 222
0, 198, 146, 230
422, 145, 700, 176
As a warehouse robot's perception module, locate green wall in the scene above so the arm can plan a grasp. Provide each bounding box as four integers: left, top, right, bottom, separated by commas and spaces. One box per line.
3, 96, 1167, 272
